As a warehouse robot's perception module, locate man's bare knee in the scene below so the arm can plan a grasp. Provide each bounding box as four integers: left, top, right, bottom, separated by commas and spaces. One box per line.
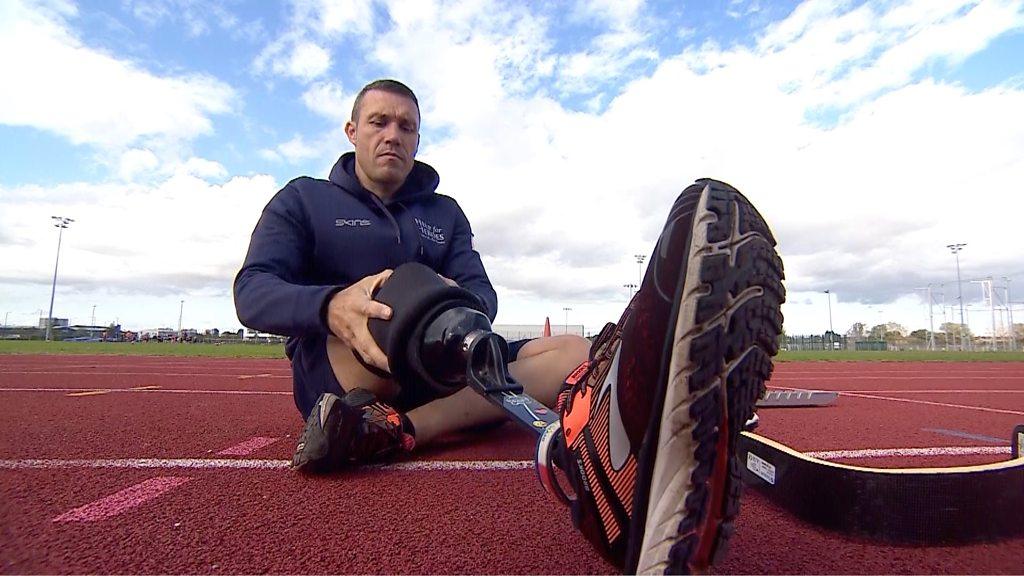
325, 335, 400, 401
517, 334, 590, 367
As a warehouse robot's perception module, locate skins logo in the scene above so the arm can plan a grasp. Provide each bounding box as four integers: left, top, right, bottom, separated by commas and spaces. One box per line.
336, 218, 371, 227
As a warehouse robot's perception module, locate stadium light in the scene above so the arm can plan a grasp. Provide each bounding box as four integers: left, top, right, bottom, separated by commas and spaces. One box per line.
634, 254, 646, 286
563, 306, 572, 335
45, 216, 74, 341
624, 283, 637, 299
947, 243, 967, 351
824, 290, 834, 348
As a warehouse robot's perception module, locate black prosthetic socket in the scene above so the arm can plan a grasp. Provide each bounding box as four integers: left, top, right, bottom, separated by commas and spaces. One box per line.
368, 262, 488, 397
369, 263, 558, 439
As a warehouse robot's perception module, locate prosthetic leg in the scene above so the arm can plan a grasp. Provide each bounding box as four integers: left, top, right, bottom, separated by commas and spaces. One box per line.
368, 262, 566, 499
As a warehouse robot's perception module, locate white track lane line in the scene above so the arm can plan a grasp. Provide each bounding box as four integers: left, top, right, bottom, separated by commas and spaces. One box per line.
768, 386, 1024, 416
0, 458, 534, 471
837, 391, 1024, 416
0, 445, 1010, 471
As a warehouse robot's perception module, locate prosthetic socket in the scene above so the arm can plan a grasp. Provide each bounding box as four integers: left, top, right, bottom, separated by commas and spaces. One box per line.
368, 262, 514, 398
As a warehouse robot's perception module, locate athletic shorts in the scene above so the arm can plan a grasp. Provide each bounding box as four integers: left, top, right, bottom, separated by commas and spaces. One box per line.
289, 335, 534, 419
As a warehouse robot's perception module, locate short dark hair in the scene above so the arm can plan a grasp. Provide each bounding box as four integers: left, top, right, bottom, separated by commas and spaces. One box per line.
351, 79, 420, 122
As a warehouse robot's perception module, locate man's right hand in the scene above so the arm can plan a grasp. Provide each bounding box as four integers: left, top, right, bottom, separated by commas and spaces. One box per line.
325, 269, 394, 373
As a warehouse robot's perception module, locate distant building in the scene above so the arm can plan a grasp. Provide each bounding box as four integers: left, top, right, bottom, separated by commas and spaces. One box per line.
38, 317, 68, 329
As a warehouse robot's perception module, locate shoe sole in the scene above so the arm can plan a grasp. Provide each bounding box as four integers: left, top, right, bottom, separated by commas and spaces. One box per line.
634, 180, 785, 574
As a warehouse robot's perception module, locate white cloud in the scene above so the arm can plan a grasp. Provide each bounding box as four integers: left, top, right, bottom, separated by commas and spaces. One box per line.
0, 172, 279, 308
0, 0, 235, 148
117, 148, 161, 181
253, 0, 373, 84
555, 0, 656, 94
286, 41, 333, 81
298, 0, 375, 36
255, 36, 334, 82
179, 157, 228, 180
9, 0, 1022, 336
302, 80, 353, 122
339, 0, 1023, 335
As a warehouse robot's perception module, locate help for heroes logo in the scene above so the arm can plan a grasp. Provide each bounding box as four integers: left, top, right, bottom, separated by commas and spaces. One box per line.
414, 217, 446, 244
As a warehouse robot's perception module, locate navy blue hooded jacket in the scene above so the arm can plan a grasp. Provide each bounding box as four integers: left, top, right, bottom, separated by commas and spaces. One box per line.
234, 152, 498, 351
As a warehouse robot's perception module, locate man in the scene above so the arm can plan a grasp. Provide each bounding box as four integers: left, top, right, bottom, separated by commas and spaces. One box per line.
234, 79, 589, 463
235, 79, 785, 574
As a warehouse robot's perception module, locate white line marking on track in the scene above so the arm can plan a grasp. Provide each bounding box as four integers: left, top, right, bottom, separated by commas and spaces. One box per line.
0, 448, 1009, 471
0, 458, 535, 471
836, 391, 1024, 416
1, 458, 290, 470
52, 476, 192, 522
768, 386, 1024, 415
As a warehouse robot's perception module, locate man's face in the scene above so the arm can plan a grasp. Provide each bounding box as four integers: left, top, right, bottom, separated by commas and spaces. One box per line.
345, 90, 420, 198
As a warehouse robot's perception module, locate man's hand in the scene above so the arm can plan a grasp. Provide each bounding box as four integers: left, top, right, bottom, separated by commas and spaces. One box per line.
438, 274, 458, 287
325, 270, 394, 372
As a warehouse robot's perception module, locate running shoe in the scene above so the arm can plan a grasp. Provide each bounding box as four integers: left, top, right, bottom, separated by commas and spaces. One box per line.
292, 389, 415, 473
538, 179, 785, 574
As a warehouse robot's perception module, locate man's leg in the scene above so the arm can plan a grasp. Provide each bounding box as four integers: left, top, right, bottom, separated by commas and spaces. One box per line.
326, 333, 589, 444
405, 334, 590, 445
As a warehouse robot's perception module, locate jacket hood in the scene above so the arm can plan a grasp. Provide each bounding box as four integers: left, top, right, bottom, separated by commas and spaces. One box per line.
328, 152, 440, 205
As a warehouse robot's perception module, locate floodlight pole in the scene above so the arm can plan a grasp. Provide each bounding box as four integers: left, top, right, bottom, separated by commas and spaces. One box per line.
988, 277, 997, 351
947, 243, 967, 351
623, 283, 637, 300
1006, 278, 1016, 351
178, 300, 184, 333
45, 216, 74, 341
635, 254, 646, 286
927, 284, 935, 350
563, 306, 572, 335
824, 290, 834, 346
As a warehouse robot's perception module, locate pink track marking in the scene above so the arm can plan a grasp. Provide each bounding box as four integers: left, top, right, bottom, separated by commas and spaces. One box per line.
216, 436, 280, 456
52, 476, 191, 523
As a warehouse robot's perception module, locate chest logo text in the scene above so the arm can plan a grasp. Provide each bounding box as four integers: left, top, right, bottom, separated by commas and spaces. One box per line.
414, 217, 446, 244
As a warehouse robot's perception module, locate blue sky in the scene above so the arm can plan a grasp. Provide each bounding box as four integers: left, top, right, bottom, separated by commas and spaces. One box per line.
1, 0, 1023, 339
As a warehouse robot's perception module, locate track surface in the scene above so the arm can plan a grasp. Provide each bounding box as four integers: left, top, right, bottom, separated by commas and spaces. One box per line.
1, 356, 1022, 574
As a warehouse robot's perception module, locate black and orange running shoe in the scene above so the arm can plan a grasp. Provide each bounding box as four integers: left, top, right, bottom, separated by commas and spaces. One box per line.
292, 388, 415, 473
537, 179, 785, 574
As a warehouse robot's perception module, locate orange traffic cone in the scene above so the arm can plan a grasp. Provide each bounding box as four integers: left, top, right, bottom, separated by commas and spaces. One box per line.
543, 316, 552, 338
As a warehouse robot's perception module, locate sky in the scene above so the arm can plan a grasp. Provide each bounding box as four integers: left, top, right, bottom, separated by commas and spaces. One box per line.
1, 0, 1023, 339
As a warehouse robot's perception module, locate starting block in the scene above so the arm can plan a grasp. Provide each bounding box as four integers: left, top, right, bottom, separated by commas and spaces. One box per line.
757, 389, 838, 408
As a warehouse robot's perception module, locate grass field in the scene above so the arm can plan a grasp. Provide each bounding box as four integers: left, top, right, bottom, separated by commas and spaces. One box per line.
1, 340, 1022, 361
0, 340, 287, 358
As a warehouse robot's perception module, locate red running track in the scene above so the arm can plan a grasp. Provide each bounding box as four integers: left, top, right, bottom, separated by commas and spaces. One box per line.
1, 355, 1022, 574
